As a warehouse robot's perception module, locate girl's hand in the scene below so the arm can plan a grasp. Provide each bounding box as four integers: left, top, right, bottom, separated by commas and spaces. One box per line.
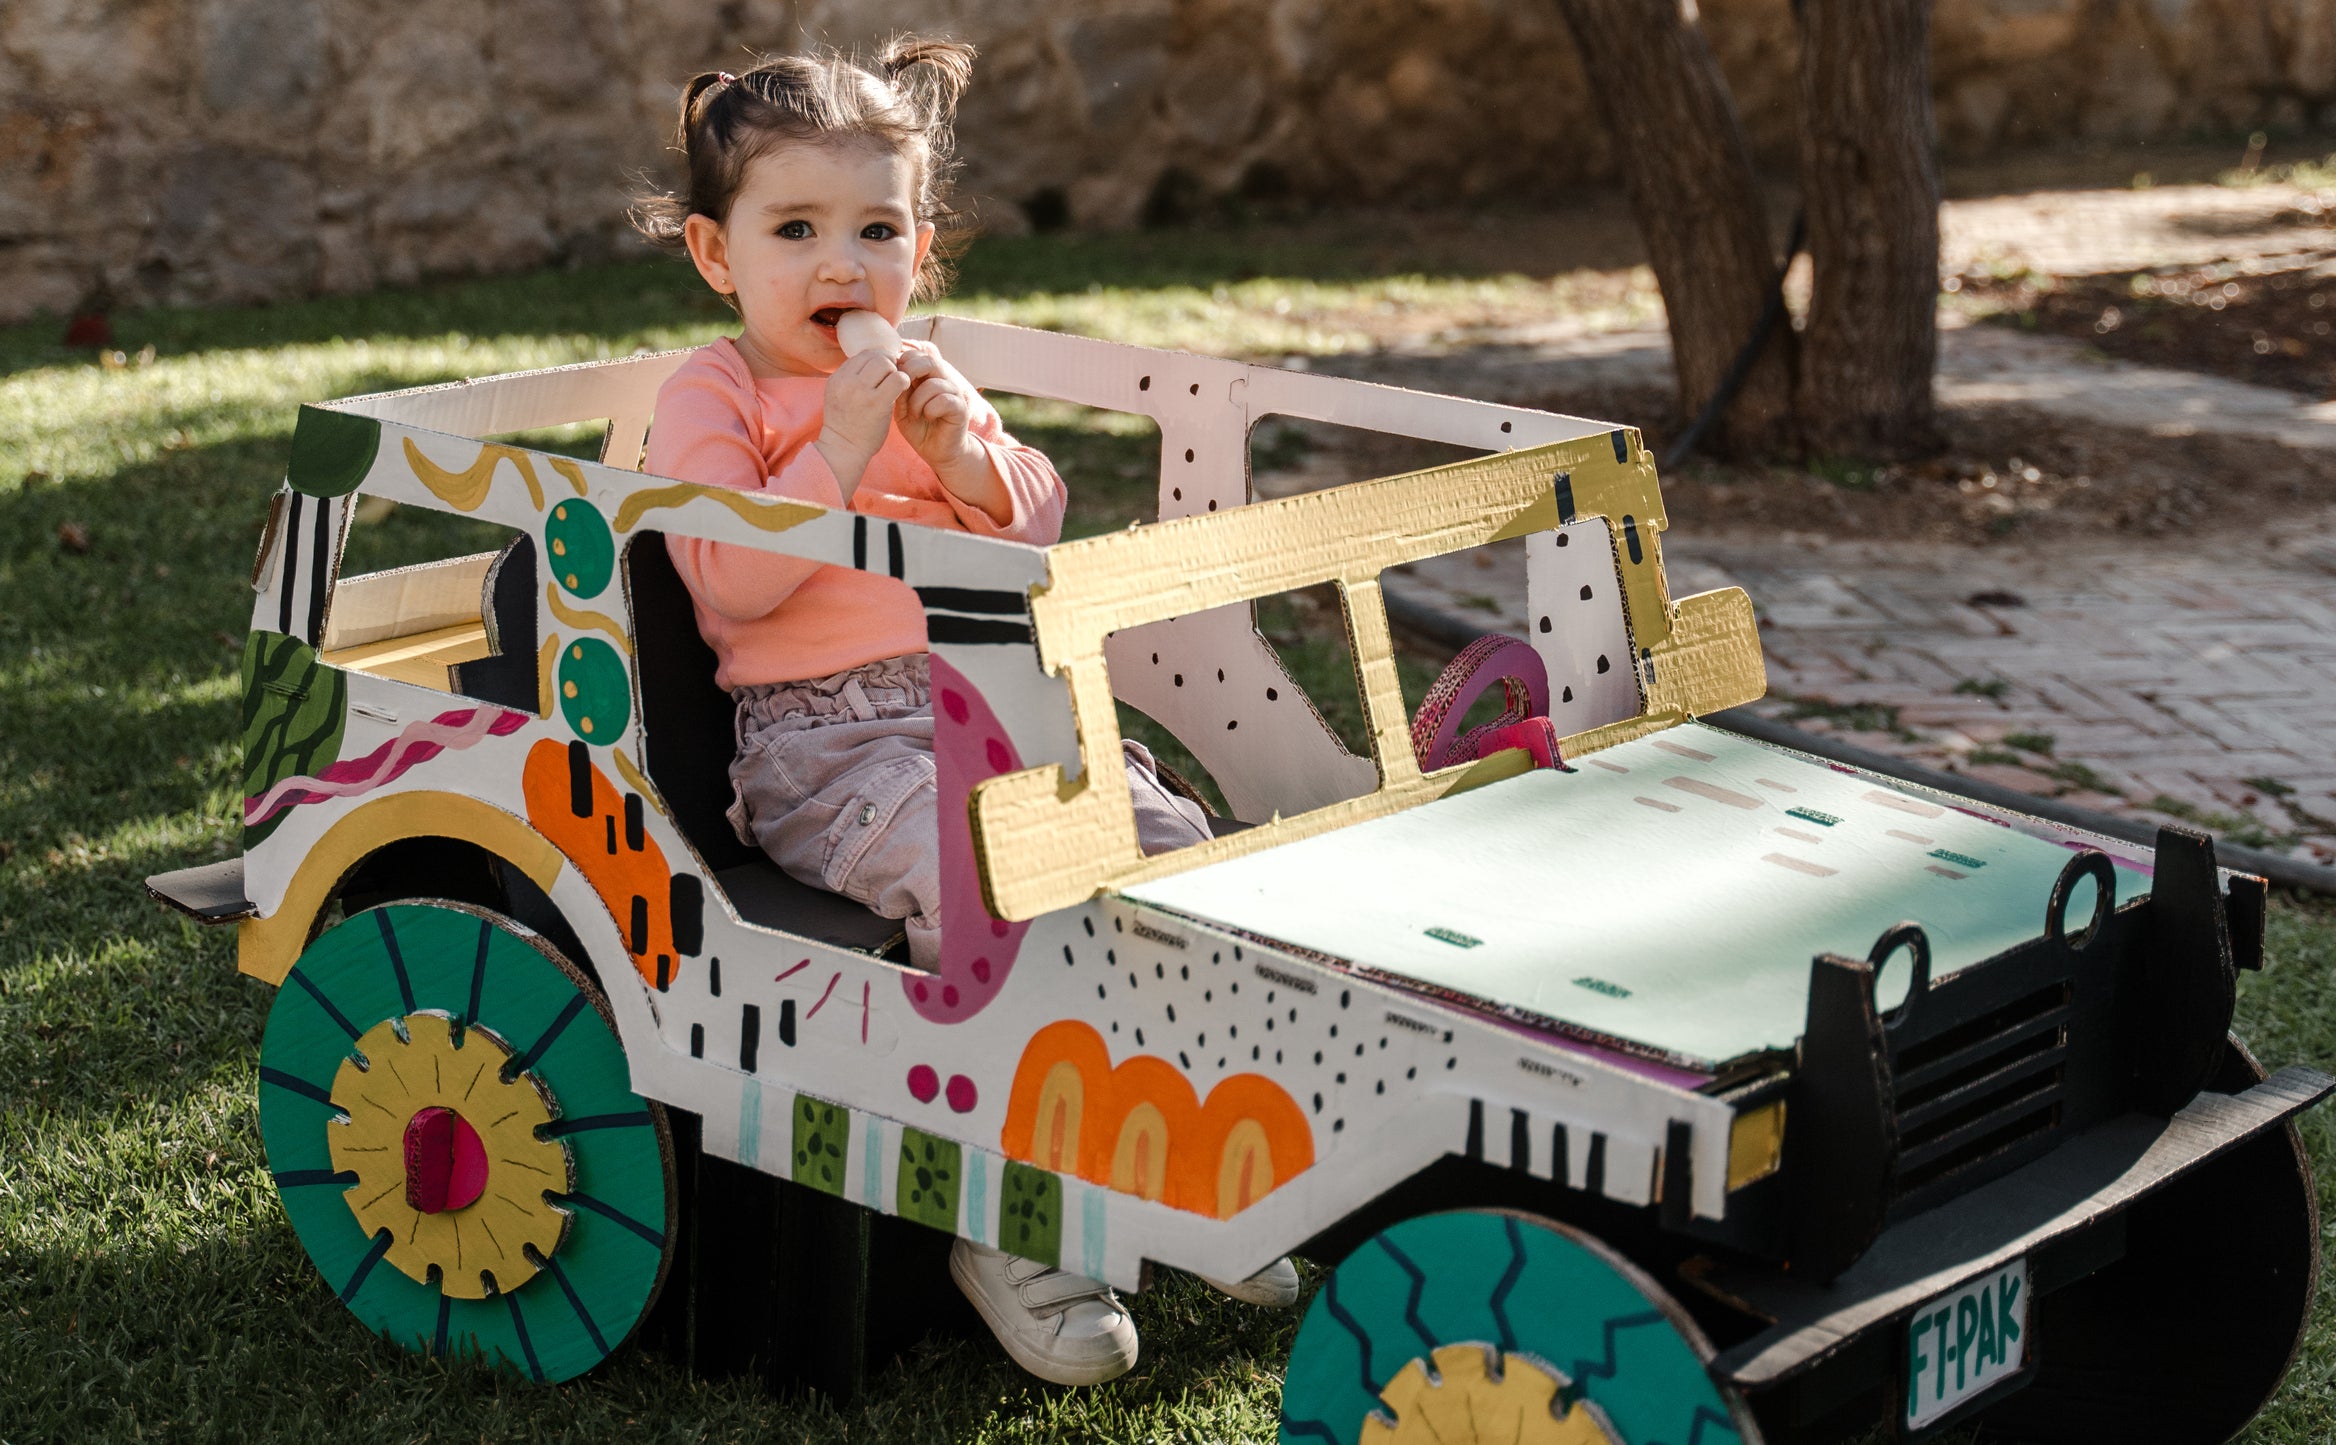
815, 350, 911, 500
895, 342, 1011, 524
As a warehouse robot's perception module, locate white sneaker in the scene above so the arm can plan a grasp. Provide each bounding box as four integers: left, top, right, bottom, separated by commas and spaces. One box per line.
950, 1238, 1138, 1386
1198, 1255, 1301, 1308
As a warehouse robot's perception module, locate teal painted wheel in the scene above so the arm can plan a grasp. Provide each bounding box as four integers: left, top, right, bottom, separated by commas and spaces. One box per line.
259, 900, 672, 1382
1280, 1210, 1759, 1445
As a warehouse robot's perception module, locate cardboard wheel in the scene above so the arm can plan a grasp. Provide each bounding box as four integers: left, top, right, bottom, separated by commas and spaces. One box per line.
1279, 1209, 1762, 1445
258, 900, 673, 1382
1976, 1038, 2319, 1444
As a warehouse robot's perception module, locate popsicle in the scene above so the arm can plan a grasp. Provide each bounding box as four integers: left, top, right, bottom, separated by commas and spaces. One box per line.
836, 310, 903, 360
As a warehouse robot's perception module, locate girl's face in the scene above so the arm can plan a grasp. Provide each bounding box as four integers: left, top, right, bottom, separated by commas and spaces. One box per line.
683, 141, 935, 378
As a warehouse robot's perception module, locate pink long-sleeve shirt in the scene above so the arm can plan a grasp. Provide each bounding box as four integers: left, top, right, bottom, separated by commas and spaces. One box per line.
646, 337, 1066, 688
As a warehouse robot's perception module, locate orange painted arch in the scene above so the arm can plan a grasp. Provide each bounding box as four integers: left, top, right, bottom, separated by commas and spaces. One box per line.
1001, 1020, 1315, 1219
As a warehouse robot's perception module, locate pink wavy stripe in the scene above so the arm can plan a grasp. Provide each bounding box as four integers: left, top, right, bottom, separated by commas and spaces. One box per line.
245, 707, 527, 825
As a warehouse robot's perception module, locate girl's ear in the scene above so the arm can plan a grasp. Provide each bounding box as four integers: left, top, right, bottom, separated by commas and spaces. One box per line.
683, 213, 734, 296
913, 220, 935, 276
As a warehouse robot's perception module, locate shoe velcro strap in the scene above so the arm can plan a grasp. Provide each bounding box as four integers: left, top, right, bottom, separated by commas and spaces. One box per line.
1018, 1268, 1112, 1313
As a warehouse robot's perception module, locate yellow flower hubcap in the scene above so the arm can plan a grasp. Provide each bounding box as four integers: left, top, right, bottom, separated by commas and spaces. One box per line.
328, 1013, 572, 1299
1362, 1343, 1621, 1445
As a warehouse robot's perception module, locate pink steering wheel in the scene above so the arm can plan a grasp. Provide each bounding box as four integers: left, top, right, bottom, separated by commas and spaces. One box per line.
1409, 634, 1559, 772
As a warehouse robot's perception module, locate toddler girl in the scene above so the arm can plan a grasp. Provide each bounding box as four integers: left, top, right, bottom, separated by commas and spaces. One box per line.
631, 40, 1287, 1386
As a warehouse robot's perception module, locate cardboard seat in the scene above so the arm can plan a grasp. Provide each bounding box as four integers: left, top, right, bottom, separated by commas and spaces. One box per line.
627, 533, 903, 956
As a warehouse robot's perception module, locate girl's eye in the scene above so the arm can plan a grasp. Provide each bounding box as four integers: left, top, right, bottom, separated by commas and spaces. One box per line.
862, 222, 899, 241
776, 220, 811, 240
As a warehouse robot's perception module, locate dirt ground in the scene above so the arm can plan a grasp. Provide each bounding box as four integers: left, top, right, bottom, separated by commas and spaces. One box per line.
1248, 137, 2336, 545
1258, 379, 2336, 546
1958, 257, 2336, 399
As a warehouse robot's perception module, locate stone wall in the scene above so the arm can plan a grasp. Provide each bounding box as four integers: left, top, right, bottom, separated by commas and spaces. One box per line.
6, 0, 2336, 322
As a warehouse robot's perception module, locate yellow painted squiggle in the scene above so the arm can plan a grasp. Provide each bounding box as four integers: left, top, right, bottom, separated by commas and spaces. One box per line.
550, 457, 590, 497
401, 438, 545, 512
536, 633, 559, 717
613, 747, 665, 814
545, 585, 632, 654
612, 481, 822, 533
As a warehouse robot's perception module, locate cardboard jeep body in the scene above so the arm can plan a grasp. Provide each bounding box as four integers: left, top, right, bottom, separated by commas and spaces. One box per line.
154, 317, 2329, 1443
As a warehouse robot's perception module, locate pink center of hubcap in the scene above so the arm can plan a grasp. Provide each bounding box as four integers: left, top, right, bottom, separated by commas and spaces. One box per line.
403, 1106, 489, 1213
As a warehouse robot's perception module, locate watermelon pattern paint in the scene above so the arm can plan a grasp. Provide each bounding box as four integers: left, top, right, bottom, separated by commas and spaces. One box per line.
241, 632, 347, 847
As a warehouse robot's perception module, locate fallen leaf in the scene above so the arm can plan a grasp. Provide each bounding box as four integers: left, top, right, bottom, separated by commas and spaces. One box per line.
56, 522, 90, 553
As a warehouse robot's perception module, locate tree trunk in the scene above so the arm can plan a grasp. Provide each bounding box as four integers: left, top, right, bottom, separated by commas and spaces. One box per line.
1797, 0, 1942, 459
1551, 0, 1796, 457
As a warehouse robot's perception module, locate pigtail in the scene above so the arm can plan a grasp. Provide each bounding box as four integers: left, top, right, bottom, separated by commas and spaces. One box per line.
879, 36, 975, 122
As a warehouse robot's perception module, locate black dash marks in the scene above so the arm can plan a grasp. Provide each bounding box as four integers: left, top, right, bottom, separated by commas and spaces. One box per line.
669, 874, 704, 955
1551, 470, 1576, 524
623, 794, 645, 851
1622, 515, 1644, 565
739, 1004, 760, 1072
689, 1023, 703, 1058
1585, 1133, 1608, 1194
779, 998, 797, 1046
1609, 429, 1628, 464
278, 492, 302, 633
886, 522, 904, 579
1509, 1109, 1531, 1174
629, 896, 649, 955
853, 514, 868, 570
1551, 1124, 1571, 1186
567, 739, 594, 818
924, 616, 1033, 646
1465, 1100, 1486, 1161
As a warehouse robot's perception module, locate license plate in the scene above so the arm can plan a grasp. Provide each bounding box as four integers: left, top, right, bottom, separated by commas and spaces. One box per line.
1904, 1257, 2029, 1430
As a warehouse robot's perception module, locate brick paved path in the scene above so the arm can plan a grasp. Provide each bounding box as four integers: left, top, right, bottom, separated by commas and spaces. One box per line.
1256, 178, 2336, 868
1378, 502, 2336, 870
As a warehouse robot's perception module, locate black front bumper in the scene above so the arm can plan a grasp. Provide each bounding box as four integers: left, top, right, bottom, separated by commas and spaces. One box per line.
1694, 1064, 2332, 1433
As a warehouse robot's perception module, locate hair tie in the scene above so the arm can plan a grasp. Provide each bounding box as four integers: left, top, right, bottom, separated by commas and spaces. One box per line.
717, 71, 737, 86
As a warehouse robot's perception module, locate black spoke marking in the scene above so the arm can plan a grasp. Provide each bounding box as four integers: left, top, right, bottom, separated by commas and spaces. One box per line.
467, 918, 492, 1029
505, 993, 586, 1079
852, 514, 868, 570
288, 967, 363, 1043
434, 1293, 452, 1358
504, 1290, 545, 1382
259, 1066, 337, 1108
339, 1229, 393, 1304
886, 521, 904, 579
272, 1168, 358, 1188
552, 1191, 667, 1248
375, 910, 417, 1015
543, 1254, 610, 1357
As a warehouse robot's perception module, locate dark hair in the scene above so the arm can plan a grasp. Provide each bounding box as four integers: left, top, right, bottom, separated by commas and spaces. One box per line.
631, 37, 976, 300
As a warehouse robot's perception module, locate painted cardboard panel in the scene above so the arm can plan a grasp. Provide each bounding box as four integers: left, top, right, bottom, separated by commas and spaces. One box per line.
1124, 723, 2153, 1069
220, 310, 2189, 1310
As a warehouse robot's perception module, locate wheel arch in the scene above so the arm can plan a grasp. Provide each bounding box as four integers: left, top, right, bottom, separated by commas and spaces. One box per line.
238, 791, 565, 986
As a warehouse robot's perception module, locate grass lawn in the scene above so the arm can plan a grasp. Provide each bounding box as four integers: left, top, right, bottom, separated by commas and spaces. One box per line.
5, 235, 2336, 1443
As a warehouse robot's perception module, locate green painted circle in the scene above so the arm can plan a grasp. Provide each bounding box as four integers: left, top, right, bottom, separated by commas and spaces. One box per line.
544, 498, 614, 599
556, 637, 631, 744
1279, 1209, 1747, 1445
259, 902, 670, 1384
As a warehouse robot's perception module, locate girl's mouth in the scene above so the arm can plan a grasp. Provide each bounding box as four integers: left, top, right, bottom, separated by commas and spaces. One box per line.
810, 307, 854, 334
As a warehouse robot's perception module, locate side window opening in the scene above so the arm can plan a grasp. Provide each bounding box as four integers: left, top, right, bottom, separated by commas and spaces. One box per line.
327, 496, 529, 699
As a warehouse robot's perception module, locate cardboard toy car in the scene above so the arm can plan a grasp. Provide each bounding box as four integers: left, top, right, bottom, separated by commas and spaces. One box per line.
151, 316, 2331, 1443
